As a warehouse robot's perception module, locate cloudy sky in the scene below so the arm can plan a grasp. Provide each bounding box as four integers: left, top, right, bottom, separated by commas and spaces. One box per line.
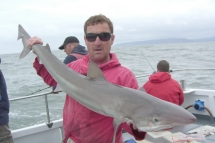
0, 0, 215, 54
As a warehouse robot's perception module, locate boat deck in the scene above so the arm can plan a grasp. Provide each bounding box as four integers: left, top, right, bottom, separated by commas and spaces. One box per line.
193, 114, 215, 127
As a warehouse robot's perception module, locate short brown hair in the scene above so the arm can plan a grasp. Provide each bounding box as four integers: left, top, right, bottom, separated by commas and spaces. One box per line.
84, 14, 113, 34
157, 60, 169, 72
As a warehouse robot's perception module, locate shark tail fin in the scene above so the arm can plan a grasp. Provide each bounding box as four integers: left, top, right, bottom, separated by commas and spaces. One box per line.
18, 24, 32, 59
19, 46, 31, 60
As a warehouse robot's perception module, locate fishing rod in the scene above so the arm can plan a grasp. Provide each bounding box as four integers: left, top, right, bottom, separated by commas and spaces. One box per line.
169, 68, 215, 72
138, 49, 156, 73
136, 74, 151, 78
25, 86, 51, 96
136, 68, 215, 78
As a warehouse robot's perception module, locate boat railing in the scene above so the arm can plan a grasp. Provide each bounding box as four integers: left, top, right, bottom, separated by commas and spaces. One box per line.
135, 68, 215, 78
9, 91, 60, 128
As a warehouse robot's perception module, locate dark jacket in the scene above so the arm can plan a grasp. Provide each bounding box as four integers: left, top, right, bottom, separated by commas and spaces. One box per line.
63, 45, 88, 64
0, 70, 9, 126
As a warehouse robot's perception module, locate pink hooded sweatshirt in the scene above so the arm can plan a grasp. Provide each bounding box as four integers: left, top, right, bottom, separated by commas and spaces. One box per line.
33, 53, 146, 143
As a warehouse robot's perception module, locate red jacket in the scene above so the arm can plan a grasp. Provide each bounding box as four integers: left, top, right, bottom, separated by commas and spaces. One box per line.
33, 53, 146, 143
143, 72, 184, 106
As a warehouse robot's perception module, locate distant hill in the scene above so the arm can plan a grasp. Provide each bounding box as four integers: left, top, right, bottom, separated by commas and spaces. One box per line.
191, 36, 215, 42
114, 37, 215, 46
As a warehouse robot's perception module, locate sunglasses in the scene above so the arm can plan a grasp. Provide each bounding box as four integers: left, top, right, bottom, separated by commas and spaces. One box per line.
85, 32, 112, 42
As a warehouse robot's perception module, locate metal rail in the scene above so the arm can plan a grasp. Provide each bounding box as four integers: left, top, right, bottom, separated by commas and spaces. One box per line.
9, 91, 53, 101
9, 91, 59, 128
135, 68, 215, 78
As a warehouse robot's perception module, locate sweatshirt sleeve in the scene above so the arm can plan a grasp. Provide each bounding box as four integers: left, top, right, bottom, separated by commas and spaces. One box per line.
120, 70, 139, 89
33, 57, 57, 86
119, 69, 146, 140
121, 122, 147, 140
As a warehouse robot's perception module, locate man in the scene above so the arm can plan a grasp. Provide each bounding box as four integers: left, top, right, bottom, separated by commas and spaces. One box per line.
143, 60, 184, 105
58, 36, 87, 64
0, 58, 14, 143
52, 36, 87, 91
28, 14, 146, 143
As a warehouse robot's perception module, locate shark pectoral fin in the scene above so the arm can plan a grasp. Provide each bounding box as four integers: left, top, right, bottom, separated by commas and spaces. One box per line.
87, 60, 107, 80
112, 119, 122, 143
54, 84, 62, 92
138, 87, 146, 92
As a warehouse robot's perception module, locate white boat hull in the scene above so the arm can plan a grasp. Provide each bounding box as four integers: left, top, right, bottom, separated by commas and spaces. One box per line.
12, 119, 63, 143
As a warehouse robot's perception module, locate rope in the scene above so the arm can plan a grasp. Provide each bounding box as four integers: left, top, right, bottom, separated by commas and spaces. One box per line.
25, 86, 51, 96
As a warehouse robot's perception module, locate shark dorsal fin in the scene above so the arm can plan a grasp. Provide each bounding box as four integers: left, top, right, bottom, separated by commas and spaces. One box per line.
45, 44, 51, 52
87, 60, 106, 82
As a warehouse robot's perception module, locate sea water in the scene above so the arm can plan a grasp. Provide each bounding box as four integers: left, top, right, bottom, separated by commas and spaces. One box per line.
0, 42, 214, 130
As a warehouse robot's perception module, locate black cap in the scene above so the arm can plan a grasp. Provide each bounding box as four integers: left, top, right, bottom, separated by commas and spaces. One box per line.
59, 36, 79, 50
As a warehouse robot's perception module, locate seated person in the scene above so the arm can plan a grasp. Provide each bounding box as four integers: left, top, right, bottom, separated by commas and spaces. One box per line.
142, 60, 184, 105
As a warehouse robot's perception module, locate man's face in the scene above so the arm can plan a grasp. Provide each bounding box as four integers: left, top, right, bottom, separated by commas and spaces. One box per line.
64, 43, 73, 55
84, 22, 115, 64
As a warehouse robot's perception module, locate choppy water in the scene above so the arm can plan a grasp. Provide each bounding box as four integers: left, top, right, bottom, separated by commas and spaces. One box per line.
0, 42, 214, 130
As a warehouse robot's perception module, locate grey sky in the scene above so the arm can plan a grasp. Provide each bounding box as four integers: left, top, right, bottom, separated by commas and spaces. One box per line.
0, 0, 215, 54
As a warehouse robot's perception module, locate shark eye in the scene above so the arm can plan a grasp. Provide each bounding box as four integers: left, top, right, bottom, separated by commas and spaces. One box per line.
152, 117, 159, 122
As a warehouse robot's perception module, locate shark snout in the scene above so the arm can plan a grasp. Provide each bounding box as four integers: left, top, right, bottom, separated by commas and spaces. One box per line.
187, 114, 197, 123
172, 109, 197, 126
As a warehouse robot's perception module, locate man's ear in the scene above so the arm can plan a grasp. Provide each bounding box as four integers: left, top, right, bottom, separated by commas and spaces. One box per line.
111, 34, 115, 45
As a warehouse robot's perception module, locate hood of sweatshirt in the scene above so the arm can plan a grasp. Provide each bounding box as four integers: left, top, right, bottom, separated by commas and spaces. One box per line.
72, 45, 88, 55
149, 72, 171, 83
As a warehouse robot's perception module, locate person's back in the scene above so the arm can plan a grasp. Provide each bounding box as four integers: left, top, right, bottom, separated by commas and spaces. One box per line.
58, 36, 87, 64
0, 59, 14, 143
52, 37, 88, 91
143, 60, 184, 105
64, 45, 87, 64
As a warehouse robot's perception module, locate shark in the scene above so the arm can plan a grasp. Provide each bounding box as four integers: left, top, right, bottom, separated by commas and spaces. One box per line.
17, 24, 196, 143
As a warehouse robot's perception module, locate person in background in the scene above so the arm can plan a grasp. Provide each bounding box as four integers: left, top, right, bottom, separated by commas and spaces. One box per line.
143, 60, 184, 105
52, 36, 88, 92
0, 58, 14, 143
28, 14, 146, 143
58, 36, 87, 64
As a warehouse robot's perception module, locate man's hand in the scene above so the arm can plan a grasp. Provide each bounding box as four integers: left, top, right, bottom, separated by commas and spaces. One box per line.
127, 122, 141, 132
27, 36, 43, 55
27, 36, 43, 49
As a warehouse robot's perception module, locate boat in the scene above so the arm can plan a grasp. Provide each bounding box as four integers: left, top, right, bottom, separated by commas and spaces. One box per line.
10, 78, 215, 143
